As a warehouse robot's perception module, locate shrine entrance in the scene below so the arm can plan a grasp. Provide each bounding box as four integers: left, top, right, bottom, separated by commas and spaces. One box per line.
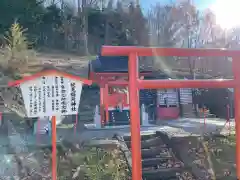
89, 55, 153, 127
101, 46, 240, 180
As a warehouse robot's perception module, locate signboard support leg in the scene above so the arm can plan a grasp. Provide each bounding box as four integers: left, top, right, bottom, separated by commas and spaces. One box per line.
0, 112, 2, 126
227, 104, 230, 135
100, 86, 105, 126
104, 83, 109, 124
52, 115, 57, 180
74, 114, 78, 134
37, 117, 40, 142
204, 108, 206, 130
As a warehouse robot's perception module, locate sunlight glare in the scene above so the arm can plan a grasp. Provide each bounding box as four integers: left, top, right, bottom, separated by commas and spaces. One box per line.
211, 0, 240, 29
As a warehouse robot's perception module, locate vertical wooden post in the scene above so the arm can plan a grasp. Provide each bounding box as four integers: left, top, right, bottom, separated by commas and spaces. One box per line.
227, 104, 230, 134
100, 84, 105, 126
0, 112, 2, 126
104, 83, 109, 123
128, 53, 142, 180
37, 117, 40, 142
74, 114, 78, 134
232, 58, 240, 179
204, 107, 206, 129
52, 116, 57, 180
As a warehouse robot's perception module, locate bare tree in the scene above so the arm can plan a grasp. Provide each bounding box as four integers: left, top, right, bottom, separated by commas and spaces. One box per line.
147, 3, 176, 47
131, 4, 148, 45
168, 1, 220, 78
147, 3, 184, 77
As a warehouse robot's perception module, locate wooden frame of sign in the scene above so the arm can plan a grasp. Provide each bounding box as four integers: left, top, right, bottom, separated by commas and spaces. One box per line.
8, 69, 92, 180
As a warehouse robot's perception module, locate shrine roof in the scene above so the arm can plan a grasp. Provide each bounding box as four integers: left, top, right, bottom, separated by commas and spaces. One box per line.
8, 67, 92, 87
90, 55, 154, 73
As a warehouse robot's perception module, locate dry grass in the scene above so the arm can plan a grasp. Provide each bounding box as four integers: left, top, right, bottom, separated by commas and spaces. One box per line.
204, 134, 236, 179
172, 134, 236, 179
6, 141, 130, 180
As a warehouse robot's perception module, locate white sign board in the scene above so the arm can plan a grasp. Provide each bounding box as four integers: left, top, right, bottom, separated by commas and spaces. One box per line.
20, 75, 83, 117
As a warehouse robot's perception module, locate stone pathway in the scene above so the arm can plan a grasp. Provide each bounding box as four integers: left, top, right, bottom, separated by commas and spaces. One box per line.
82, 117, 235, 140
158, 118, 235, 135
0, 117, 234, 156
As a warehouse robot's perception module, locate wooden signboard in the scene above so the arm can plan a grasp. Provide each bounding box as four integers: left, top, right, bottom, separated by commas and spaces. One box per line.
8, 69, 92, 180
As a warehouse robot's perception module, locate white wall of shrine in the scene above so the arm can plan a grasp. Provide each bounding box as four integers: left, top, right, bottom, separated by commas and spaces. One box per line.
179, 88, 193, 104
157, 89, 178, 106
157, 88, 193, 107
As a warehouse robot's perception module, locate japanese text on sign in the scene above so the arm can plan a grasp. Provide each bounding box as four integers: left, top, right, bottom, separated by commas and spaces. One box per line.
20, 75, 83, 117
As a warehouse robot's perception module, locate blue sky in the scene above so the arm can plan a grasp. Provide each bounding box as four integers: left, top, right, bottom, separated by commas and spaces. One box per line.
140, 0, 216, 12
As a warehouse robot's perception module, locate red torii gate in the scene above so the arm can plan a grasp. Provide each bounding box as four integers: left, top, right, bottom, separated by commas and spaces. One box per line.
101, 46, 240, 180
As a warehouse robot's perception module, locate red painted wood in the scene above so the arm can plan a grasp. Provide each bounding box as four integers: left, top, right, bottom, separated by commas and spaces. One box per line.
8, 69, 92, 86
108, 93, 129, 108
102, 45, 240, 57
156, 107, 180, 120
128, 52, 142, 180
233, 58, 240, 178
